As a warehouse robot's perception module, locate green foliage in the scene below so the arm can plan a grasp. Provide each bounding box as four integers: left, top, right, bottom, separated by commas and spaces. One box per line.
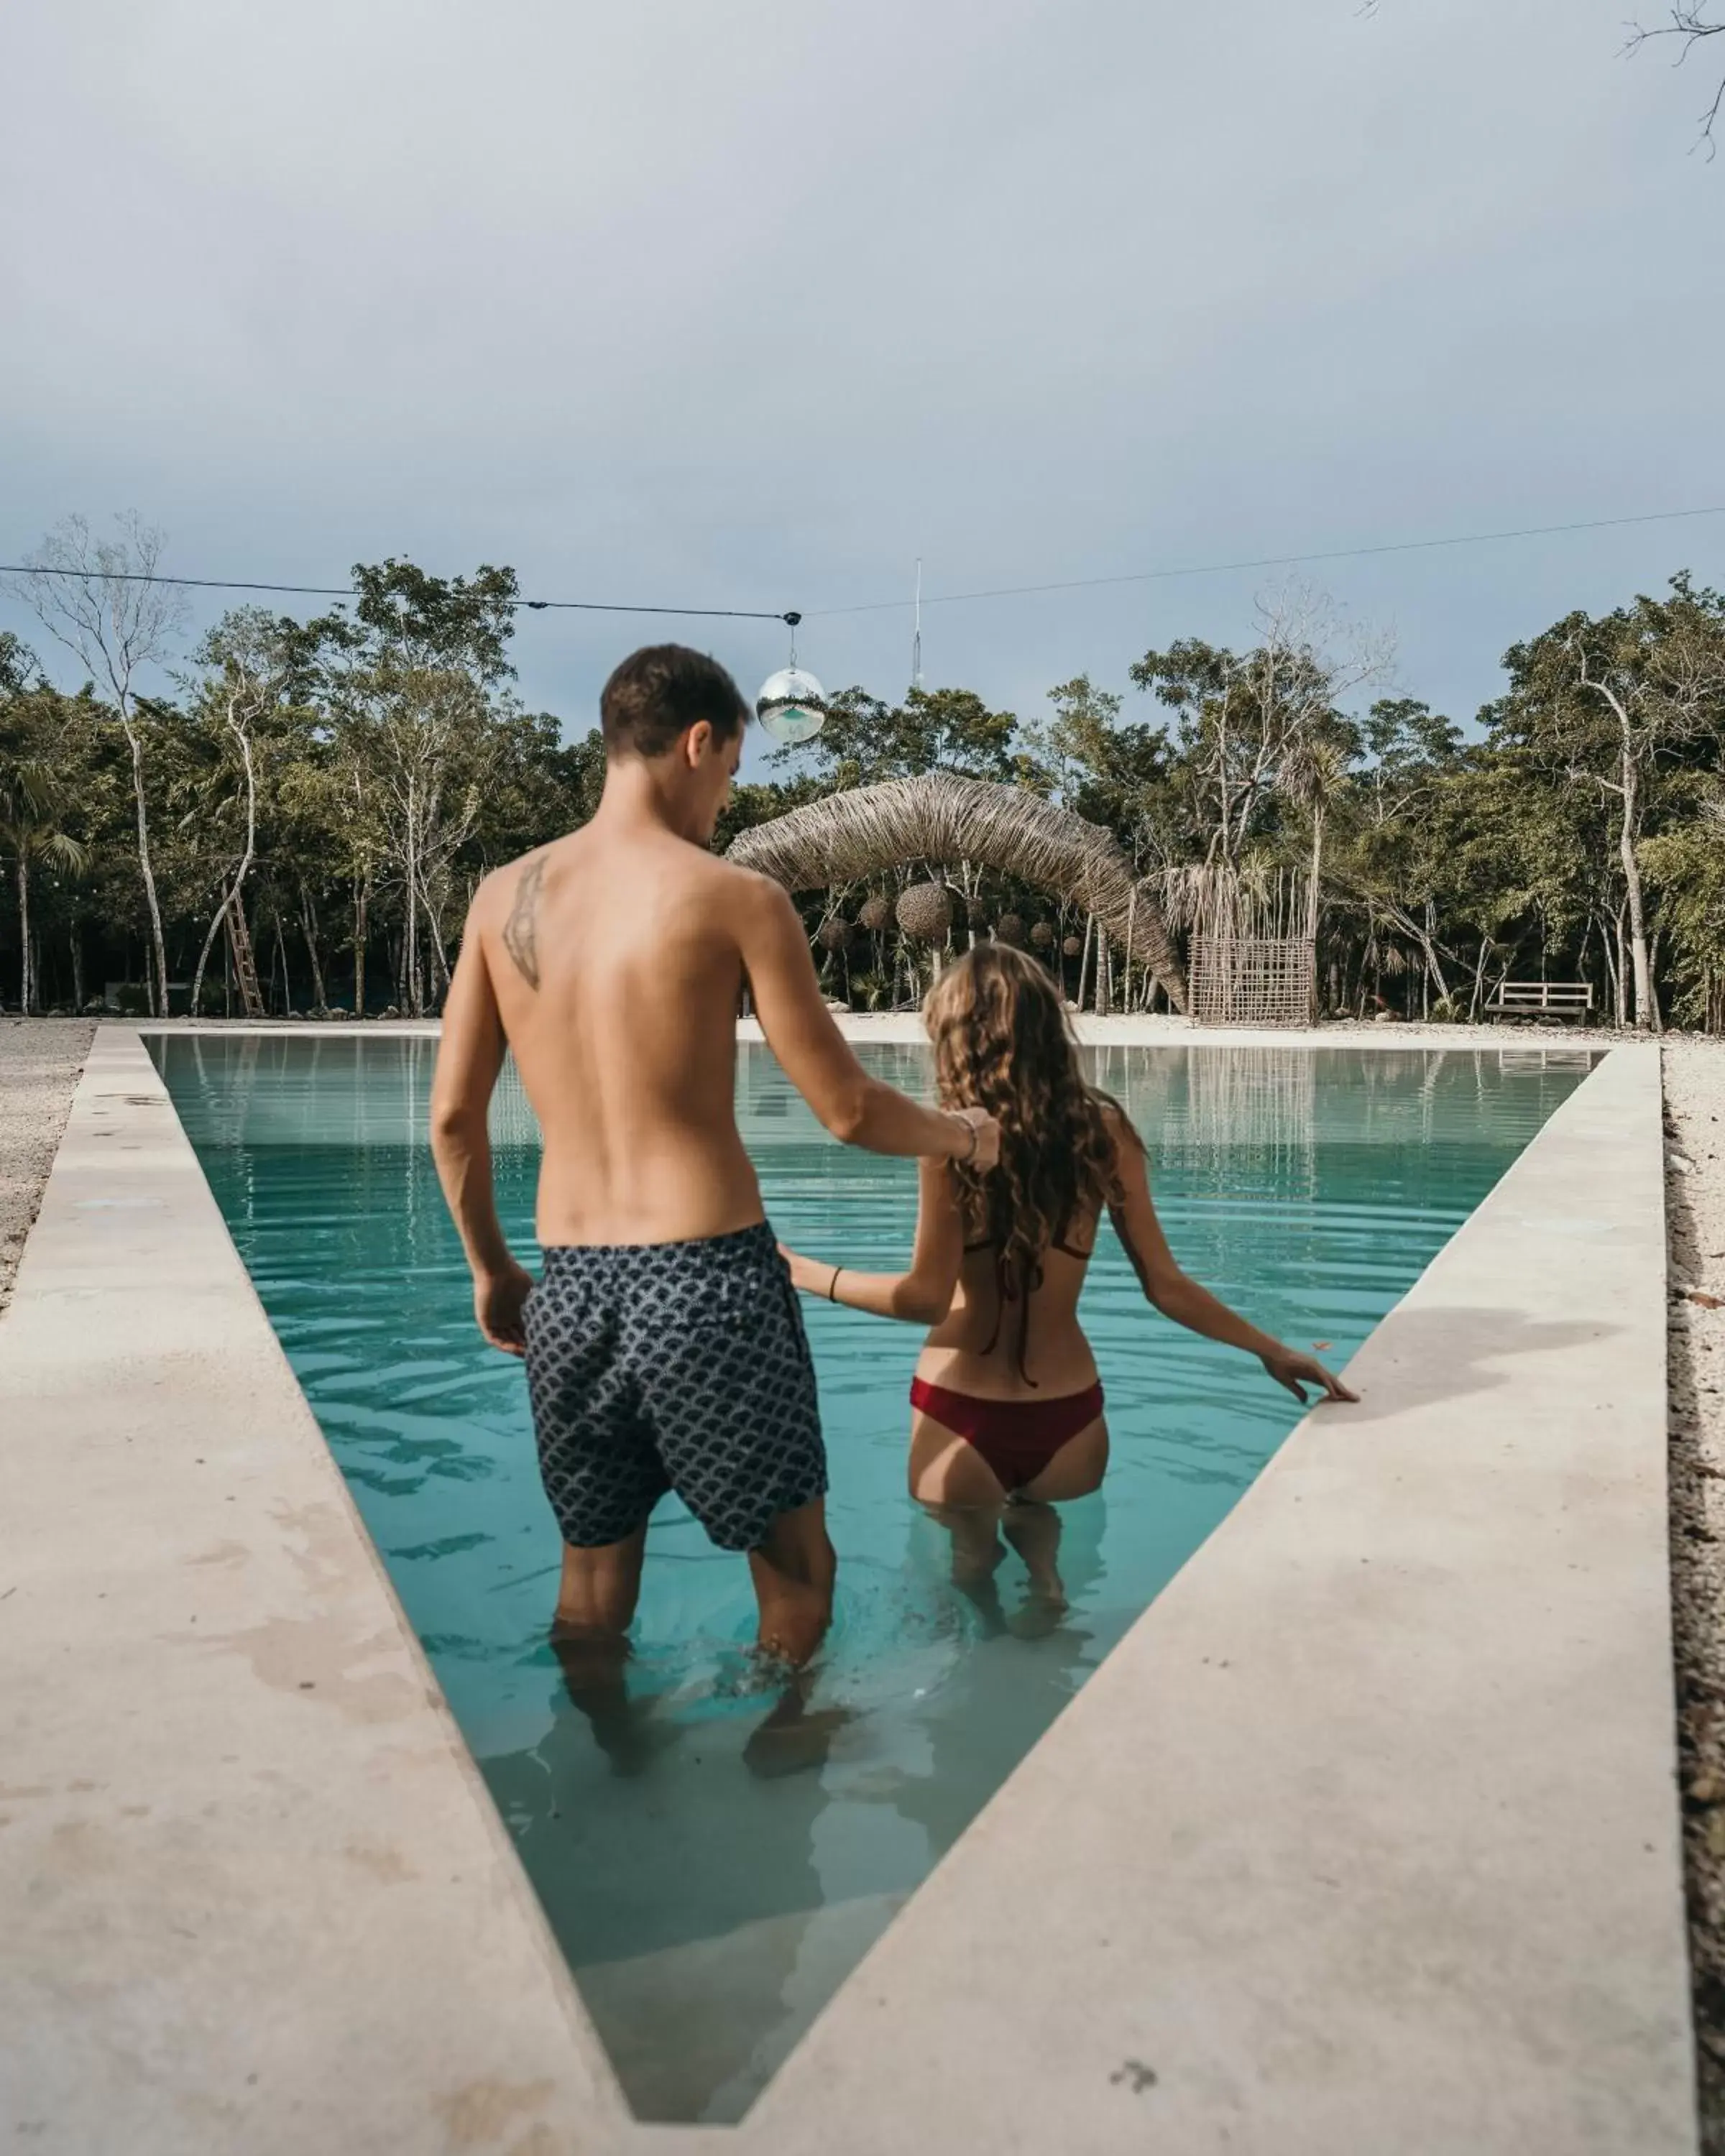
769, 683, 1024, 789
1642, 778, 1725, 1028
4, 548, 1723, 1029
298, 558, 521, 688
0, 632, 43, 696
1031, 675, 1170, 834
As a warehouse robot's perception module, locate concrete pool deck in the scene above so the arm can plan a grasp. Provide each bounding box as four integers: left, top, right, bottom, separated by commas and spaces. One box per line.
0, 1024, 1695, 2152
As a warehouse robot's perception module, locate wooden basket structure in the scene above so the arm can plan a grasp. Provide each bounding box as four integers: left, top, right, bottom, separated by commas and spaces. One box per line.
1188, 934, 1317, 1027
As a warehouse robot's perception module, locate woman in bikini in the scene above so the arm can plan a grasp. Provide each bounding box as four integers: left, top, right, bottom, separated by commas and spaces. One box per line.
781, 943, 1356, 1613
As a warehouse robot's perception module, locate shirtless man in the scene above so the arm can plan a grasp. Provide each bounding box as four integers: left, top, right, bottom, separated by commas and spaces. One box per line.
429, 643, 999, 1682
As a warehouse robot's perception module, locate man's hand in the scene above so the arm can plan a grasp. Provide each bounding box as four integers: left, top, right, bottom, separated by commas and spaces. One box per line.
949, 1105, 1001, 1172
1259, 1344, 1358, 1405
475, 1260, 535, 1356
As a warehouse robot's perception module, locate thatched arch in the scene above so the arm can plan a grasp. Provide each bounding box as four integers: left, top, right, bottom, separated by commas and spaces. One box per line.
727, 772, 1188, 1012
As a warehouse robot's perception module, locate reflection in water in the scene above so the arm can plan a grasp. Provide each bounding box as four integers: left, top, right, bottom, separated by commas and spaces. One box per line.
149, 1033, 1589, 2124
886, 1496, 1109, 1859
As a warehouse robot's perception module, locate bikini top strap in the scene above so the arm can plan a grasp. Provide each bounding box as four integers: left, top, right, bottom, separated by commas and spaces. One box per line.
976, 1246, 1043, 1386
963, 1217, 1085, 1386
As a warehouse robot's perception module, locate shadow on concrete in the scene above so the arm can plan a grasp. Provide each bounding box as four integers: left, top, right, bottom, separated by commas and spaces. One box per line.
1334, 1304, 1624, 1424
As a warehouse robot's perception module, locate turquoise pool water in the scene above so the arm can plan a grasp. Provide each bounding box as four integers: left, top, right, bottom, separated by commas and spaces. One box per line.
150, 1035, 1590, 2122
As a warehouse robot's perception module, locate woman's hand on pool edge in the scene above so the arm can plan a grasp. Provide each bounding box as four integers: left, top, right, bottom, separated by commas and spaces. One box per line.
476, 1259, 535, 1355
1260, 1344, 1359, 1406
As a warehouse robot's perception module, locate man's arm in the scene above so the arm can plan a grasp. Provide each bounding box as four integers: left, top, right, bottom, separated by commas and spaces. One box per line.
737, 875, 998, 1167
429, 891, 533, 1353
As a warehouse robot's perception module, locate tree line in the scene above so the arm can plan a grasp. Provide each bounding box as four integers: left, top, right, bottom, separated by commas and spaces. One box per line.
1, 517, 1722, 1032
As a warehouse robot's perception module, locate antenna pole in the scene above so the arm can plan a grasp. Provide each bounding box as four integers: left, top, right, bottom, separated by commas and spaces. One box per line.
911, 558, 923, 691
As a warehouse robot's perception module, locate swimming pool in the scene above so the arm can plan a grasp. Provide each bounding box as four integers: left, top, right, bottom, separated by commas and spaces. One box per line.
150, 1034, 1590, 2122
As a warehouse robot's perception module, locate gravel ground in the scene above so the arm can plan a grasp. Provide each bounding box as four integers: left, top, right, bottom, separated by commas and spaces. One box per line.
0, 1018, 95, 1317
1664, 1038, 1725, 2147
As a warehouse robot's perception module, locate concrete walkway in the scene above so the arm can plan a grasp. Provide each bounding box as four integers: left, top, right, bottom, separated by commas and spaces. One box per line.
0, 1026, 1693, 2152
749, 1040, 1695, 2155
0, 1031, 619, 2155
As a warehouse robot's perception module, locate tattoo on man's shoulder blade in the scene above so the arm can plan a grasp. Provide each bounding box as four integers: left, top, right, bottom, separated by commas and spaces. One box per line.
502, 856, 546, 988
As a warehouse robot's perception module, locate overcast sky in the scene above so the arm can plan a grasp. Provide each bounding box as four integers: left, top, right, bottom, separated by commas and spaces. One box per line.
2, 0, 1720, 775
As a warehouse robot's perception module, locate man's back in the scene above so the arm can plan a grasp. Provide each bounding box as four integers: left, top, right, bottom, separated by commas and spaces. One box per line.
474, 821, 765, 1246
428, 640, 996, 1673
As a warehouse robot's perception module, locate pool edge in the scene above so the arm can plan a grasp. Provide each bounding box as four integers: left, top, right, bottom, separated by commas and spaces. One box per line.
746, 1039, 1696, 2154
0, 1026, 632, 2156
1, 1031, 1690, 2155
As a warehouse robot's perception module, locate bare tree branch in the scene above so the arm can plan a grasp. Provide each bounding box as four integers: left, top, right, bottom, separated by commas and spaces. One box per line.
21, 515, 188, 1013
1627, 5, 1725, 152
1366, 2, 1725, 152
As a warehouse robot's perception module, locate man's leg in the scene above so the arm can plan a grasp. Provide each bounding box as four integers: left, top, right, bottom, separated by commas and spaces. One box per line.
553, 1525, 648, 1634
747, 1497, 835, 1666
549, 1525, 653, 1773
742, 1501, 851, 1777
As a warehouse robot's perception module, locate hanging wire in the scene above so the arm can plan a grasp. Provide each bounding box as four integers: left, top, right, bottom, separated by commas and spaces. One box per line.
0, 560, 796, 623
804, 503, 1725, 618
1, 500, 1721, 628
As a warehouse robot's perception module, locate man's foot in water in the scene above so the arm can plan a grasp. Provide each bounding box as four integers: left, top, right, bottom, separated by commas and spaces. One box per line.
742, 1668, 855, 1779
550, 1625, 680, 1778
589, 1697, 684, 1777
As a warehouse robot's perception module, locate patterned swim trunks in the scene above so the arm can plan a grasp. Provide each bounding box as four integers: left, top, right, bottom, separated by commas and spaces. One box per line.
522, 1221, 827, 1552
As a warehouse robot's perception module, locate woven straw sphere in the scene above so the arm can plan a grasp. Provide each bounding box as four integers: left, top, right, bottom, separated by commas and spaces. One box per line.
816, 918, 851, 954
1062, 934, 1083, 958
1029, 921, 1054, 949
859, 895, 893, 934
896, 881, 952, 944
995, 911, 1026, 948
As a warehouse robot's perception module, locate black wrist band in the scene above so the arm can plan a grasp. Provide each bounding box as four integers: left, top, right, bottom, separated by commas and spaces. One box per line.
829, 1266, 843, 1302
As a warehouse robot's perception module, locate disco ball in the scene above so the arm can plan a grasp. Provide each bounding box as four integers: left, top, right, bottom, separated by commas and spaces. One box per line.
755, 665, 829, 745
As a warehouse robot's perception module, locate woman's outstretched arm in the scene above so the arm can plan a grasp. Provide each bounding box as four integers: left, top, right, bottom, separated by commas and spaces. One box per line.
781, 1155, 964, 1325
1105, 1111, 1358, 1406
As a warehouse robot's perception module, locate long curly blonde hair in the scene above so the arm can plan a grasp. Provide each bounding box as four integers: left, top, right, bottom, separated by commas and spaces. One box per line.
924, 943, 1137, 1295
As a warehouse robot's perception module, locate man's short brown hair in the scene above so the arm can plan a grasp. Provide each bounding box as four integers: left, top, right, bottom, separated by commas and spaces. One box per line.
599, 645, 750, 758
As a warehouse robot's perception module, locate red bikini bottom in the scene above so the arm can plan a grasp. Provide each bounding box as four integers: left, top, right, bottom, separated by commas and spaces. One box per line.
909, 1376, 1105, 1493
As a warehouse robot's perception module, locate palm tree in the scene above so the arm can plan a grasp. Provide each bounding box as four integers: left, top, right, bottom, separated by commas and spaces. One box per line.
0, 758, 88, 1013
